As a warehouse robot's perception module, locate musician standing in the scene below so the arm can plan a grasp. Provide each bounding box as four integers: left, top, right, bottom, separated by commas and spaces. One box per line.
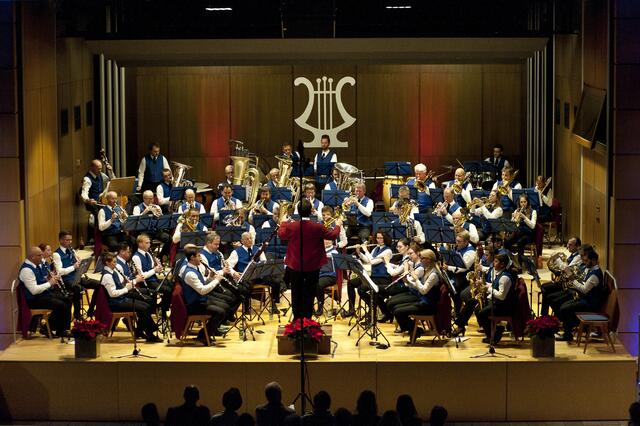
393, 249, 442, 337
484, 144, 510, 174
156, 169, 174, 213
278, 200, 342, 319
476, 253, 517, 344
19, 247, 72, 338
178, 189, 206, 214
344, 183, 374, 242
313, 134, 337, 173
80, 159, 110, 212
211, 184, 243, 223
100, 252, 161, 342
443, 230, 477, 316
137, 142, 170, 193
98, 191, 128, 252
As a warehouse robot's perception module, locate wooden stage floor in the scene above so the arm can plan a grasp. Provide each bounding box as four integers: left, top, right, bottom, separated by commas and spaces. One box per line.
0, 246, 636, 422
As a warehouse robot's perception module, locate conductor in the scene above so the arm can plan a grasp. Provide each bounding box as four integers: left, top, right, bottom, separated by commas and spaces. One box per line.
278, 199, 342, 319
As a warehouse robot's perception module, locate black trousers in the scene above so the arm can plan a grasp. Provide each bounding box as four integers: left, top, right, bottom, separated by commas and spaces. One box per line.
387, 291, 419, 314
27, 290, 71, 335
540, 281, 564, 316
505, 230, 534, 256
476, 301, 514, 339
315, 275, 337, 309
288, 269, 319, 319
145, 279, 173, 316
558, 299, 598, 335
455, 286, 479, 328
110, 297, 157, 336
451, 272, 470, 316
395, 302, 437, 332
187, 297, 227, 335
102, 232, 126, 253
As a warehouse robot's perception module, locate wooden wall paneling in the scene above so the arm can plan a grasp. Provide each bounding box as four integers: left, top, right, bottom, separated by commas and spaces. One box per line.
135, 68, 169, 161
0, 157, 20, 201
419, 64, 483, 169
229, 65, 293, 173
0, 246, 21, 289
292, 65, 357, 165
57, 82, 72, 179
356, 65, 419, 172
0, 114, 19, 157
167, 67, 230, 185
583, 0, 609, 89
0, 202, 21, 246
0, 69, 17, 113
481, 63, 524, 170
23, 90, 43, 195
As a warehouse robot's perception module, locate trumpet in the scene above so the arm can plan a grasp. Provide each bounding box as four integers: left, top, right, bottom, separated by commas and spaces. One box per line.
114, 203, 129, 223
323, 206, 344, 229
143, 203, 162, 217
451, 172, 471, 194
467, 197, 487, 209
497, 169, 519, 196
434, 202, 448, 216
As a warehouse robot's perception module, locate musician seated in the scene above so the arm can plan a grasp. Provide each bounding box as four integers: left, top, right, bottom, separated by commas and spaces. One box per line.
155, 169, 173, 213
282, 142, 300, 162
249, 187, 279, 222
556, 246, 606, 342
133, 233, 172, 318
389, 186, 419, 217
344, 231, 393, 321
134, 190, 172, 257
547, 243, 591, 315
294, 183, 324, 221
393, 249, 443, 337
100, 252, 161, 342
80, 159, 110, 214
451, 211, 479, 245
533, 175, 554, 223
114, 242, 154, 301
211, 184, 243, 223
385, 243, 425, 314
314, 239, 339, 316
200, 233, 242, 316
469, 190, 503, 241
180, 247, 231, 342
19, 246, 72, 338
433, 187, 461, 225
323, 168, 340, 191
443, 230, 477, 316
321, 206, 347, 249
445, 168, 473, 208
98, 191, 128, 252
54, 231, 96, 320
217, 165, 234, 194
504, 194, 537, 257
233, 208, 256, 243
344, 182, 374, 242
540, 236, 582, 316
137, 142, 170, 193
484, 143, 511, 174
491, 166, 521, 215
178, 189, 206, 215
266, 168, 280, 190
452, 245, 496, 337
475, 253, 518, 344
172, 208, 209, 244
392, 199, 425, 245
314, 134, 337, 173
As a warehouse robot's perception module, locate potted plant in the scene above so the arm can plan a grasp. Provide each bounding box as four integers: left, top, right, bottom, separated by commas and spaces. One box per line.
525, 315, 561, 358
282, 318, 326, 356
72, 319, 106, 359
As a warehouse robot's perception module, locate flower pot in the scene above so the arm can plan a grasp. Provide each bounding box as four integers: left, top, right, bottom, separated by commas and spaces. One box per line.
296, 338, 319, 356
531, 334, 555, 358
75, 336, 100, 359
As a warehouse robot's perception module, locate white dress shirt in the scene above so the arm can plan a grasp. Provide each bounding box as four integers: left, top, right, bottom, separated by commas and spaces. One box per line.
183, 262, 219, 294
488, 271, 512, 301
178, 202, 207, 215
294, 198, 324, 222
137, 155, 170, 187
19, 260, 52, 295
80, 172, 110, 203
98, 206, 120, 232
226, 246, 266, 273
472, 204, 504, 220
133, 203, 161, 216
570, 265, 601, 294
407, 267, 440, 295
446, 245, 477, 274
156, 183, 171, 206
101, 266, 131, 298
52, 247, 77, 277
132, 249, 157, 280
358, 245, 393, 267
172, 223, 209, 244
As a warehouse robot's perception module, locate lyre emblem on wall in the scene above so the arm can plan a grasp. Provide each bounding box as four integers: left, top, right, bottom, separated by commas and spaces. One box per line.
294, 75, 356, 148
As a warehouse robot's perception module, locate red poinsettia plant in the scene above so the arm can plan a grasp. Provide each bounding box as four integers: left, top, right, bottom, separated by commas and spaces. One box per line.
283, 318, 325, 343
525, 315, 561, 339
71, 319, 107, 339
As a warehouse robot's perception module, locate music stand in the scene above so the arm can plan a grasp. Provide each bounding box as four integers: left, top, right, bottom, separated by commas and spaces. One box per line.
216, 226, 244, 244
332, 254, 364, 325
218, 210, 236, 226
107, 176, 136, 197
384, 161, 412, 176
354, 269, 390, 349
470, 189, 490, 200
425, 225, 457, 250
180, 231, 208, 248
415, 213, 441, 229
123, 215, 156, 233
272, 187, 293, 202
390, 184, 417, 200
232, 185, 247, 202
169, 186, 188, 204
156, 214, 179, 230
375, 222, 407, 240
486, 218, 518, 236
251, 214, 271, 229
481, 162, 500, 176
291, 163, 314, 177
462, 161, 484, 174
372, 212, 398, 225
429, 188, 444, 204
321, 190, 349, 207
199, 213, 214, 229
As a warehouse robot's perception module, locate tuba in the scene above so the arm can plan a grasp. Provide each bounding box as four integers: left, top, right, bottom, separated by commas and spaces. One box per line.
334, 162, 361, 191
275, 155, 294, 187
171, 161, 193, 188
230, 155, 262, 212
548, 252, 567, 276
276, 200, 293, 222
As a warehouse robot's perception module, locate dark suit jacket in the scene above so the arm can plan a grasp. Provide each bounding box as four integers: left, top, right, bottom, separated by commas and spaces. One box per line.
165, 403, 210, 426
255, 402, 295, 426
278, 219, 340, 272
210, 410, 239, 426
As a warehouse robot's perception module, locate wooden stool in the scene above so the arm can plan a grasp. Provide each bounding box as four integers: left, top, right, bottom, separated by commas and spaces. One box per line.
321, 284, 339, 318
181, 314, 212, 346
250, 283, 273, 324
30, 309, 53, 339
409, 315, 441, 345
108, 312, 137, 342
490, 315, 522, 342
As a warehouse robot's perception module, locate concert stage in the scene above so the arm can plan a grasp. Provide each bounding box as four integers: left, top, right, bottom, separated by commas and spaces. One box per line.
0, 316, 634, 422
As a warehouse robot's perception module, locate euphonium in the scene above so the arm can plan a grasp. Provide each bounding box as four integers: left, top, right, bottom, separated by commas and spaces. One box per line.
548, 252, 568, 276
277, 200, 292, 222
398, 200, 416, 224
414, 179, 427, 193
275, 155, 293, 187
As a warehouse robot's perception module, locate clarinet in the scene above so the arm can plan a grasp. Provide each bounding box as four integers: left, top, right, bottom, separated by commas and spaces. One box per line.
48, 260, 70, 297
128, 260, 152, 299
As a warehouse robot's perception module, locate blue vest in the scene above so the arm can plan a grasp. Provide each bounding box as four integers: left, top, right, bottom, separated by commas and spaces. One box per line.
201, 249, 223, 270
370, 245, 391, 278
488, 157, 506, 172
216, 197, 239, 210
143, 154, 165, 183
55, 248, 76, 284
485, 266, 494, 283
19, 262, 49, 300
517, 210, 534, 234
448, 202, 461, 215
233, 245, 259, 273
446, 181, 469, 208
159, 181, 172, 197
181, 201, 203, 212
497, 180, 518, 211
492, 269, 516, 306
350, 196, 372, 226
582, 267, 605, 307
267, 180, 277, 191
85, 172, 103, 201
417, 191, 433, 210
133, 251, 157, 282
315, 150, 335, 167
116, 257, 132, 280
181, 265, 208, 305
408, 264, 425, 296
456, 245, 476, 271
319, 249, 338, 278
102, 270, 127, 304
417, 269, 441, 306
102, 205, 122, 235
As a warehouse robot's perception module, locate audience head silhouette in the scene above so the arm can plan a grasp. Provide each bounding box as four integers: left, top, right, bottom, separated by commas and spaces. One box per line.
183, 385, 200, 405
429, 405, 448, 426
313, 390, 331, 413
356, 389, 378, 418
265, 381, 283, 404
222, 387, 242, 412
237, 412, 255, 426
379, 410, 402, 426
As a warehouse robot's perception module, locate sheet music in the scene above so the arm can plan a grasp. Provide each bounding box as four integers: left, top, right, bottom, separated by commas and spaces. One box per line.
360, 270, 379, 293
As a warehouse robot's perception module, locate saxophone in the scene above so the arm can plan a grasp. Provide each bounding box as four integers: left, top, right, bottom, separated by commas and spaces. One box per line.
467, 255, 487, 309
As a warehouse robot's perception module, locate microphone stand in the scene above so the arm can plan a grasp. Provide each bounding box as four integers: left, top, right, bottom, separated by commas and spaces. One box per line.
290, 140, 313, 415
